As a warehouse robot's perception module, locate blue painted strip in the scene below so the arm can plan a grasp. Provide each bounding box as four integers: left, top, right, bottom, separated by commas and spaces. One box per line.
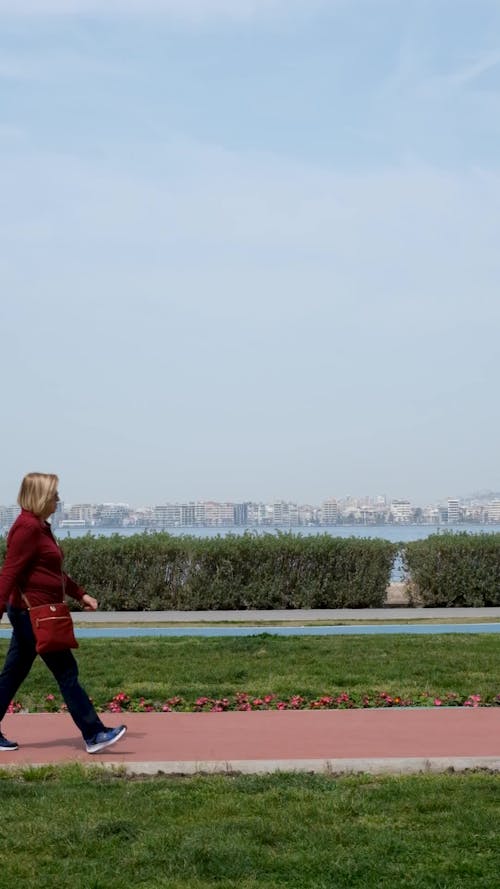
1, 624, 500, 639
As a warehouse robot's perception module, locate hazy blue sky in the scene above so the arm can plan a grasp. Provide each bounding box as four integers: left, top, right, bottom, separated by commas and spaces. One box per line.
1, 0, 499, 507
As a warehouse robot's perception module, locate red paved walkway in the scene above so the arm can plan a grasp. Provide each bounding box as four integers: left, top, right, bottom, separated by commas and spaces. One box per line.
2, 709, 500, 774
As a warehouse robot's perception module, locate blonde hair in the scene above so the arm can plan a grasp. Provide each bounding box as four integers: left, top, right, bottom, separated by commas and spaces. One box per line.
18, 472, 59, 519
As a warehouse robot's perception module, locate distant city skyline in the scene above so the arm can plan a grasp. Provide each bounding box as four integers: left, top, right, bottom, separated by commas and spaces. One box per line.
3, 490, 500, 533
1, 2, 499, 506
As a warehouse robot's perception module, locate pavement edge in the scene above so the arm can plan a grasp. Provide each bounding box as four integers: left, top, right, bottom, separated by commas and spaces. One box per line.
3, 756, 500, 776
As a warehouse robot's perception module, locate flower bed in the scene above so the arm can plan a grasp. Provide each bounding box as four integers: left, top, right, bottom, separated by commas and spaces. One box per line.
6, 690, 500, 714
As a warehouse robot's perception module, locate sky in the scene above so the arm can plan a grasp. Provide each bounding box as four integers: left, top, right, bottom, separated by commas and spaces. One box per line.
1, 0, 499, 507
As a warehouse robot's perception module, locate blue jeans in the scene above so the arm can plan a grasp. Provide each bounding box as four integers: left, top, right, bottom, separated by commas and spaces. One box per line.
0, 606, 105, 741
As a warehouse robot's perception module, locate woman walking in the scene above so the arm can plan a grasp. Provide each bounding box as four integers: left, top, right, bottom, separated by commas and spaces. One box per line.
0, 472, 126, 753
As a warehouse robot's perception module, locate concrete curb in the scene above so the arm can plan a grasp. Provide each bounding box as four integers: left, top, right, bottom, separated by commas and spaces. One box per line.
9, 756, 500, 776
69, 606, 500, 625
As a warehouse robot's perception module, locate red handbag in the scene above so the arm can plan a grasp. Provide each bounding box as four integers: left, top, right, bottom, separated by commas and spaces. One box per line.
23, 596, 78, 655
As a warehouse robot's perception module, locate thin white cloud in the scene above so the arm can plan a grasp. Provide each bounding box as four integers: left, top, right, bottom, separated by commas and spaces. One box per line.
0, 0, 327, 21
448, 50, 500, 87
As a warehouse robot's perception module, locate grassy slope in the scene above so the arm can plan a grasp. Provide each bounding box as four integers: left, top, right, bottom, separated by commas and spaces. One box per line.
0, 634, 498, 709
0, 769, 498, 889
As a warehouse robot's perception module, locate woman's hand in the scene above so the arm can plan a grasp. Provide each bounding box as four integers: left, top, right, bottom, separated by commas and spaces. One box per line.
81, 593, 98, 611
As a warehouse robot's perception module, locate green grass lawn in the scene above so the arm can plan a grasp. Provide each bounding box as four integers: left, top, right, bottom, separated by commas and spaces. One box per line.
0, 768, 498, 889
0, 635, 498, 887
1, 633, 498, 710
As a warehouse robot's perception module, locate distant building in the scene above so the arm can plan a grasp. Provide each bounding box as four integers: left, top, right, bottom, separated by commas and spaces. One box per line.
154, 504, 182, 528
203, 501, 235, 526
59, 519, 87, 529
95, 503, 131, 526
359, 505, 378, 524
131, 507, 155, 527
0, 504, 20, 530
68, 504, 96, 525
447, 498, 460, 524
422, 506, 440, 524
321, 499, 338, 525
487, 499, 500, 523
153, 502, 203, 527
272, 501, 299, 526
233, 503, 249, 526
247, 502, 271, 525
299, 504, 318, 525
182, 503, 197, 525
390, 499, 412, 523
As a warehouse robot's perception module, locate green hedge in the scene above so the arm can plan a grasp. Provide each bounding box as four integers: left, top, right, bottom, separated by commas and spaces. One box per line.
0, 532, 396, 610
402, 532, 500, 606
3, 529, 499, 609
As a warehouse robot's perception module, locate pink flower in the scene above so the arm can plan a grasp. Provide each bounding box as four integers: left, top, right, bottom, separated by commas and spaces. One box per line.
107, 702, 122, 712
289, 695, 304, 709
378, 693, 393, 706
166, 696, 182, 707
195, 697, 211, 707
465, 697, 480, 708
4, 687, 497, 715
6, 700, 22, 714
214, 698, 230, 710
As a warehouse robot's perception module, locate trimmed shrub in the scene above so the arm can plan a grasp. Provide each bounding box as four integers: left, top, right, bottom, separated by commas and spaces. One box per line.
55, 531, 397, 611
402, 532, 500, 607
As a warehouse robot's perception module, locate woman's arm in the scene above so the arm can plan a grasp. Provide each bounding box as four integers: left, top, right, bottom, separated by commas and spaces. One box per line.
62, 573, 85, 602
0, 522, 40, 617
63, 574, 98, 610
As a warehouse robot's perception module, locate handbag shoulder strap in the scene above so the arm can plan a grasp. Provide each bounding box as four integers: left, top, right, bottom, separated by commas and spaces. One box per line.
22, 592, 32, 610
